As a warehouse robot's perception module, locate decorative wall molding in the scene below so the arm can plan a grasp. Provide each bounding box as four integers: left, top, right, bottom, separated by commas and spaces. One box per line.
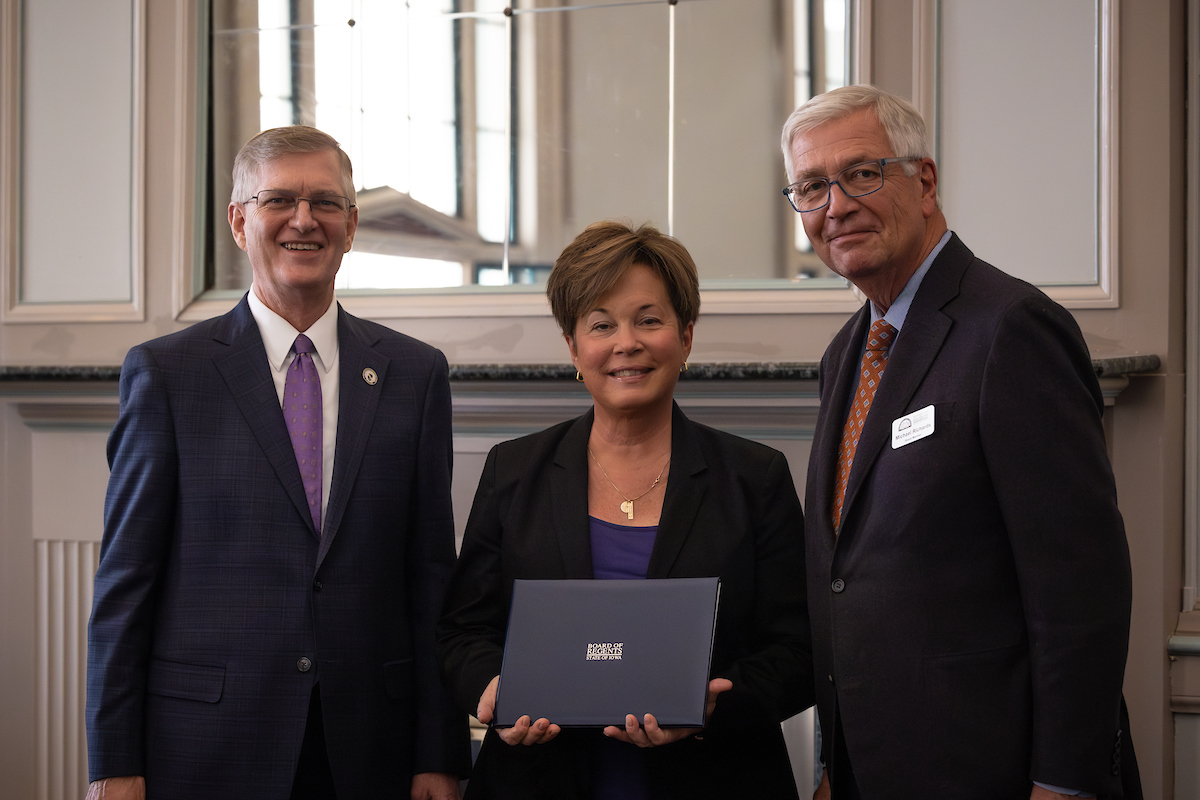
0, 0, 20, 323
930, 0, 1120, 309
851, 0, 873, 85
0, 390, 116, 799
1185, 0, 1199, 612
911, 0, 937, 151
3, 0, 146, 324
1094, 0, 1121, 310
34, 539, 99, 800
2, 0, 146, 324
1170, 612, 1200, 713
17, 402, 119, 430
171, 0, 205, 320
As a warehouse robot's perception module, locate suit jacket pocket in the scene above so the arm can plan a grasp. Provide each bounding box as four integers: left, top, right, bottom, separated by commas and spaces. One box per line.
383, 658, 415, 700
147, 658, 225, 703
917, 640, 1031, 792
922, 639, 1027, 698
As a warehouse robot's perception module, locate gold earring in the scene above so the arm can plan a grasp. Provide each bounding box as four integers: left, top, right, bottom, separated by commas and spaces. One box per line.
680, 362, 688, 373
575, 371, 583, 382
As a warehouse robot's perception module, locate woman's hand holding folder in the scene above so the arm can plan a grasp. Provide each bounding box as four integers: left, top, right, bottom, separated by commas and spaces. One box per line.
477, 675, 563, 746
476, 674, 733, 748
602, 678, 732, 748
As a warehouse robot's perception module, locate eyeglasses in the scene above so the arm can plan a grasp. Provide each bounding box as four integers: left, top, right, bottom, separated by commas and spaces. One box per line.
782, 157, 922, 213
244, 190, 356, 218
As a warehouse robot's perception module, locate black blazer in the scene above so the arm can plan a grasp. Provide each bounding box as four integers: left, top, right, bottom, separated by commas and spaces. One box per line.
437, 404, 813, 799
87, 296, 471, 798
806, 235, 1135, 798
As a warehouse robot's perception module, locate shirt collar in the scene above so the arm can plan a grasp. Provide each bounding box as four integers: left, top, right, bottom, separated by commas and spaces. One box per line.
870, 230, 953, 331
247, 285, 339, 374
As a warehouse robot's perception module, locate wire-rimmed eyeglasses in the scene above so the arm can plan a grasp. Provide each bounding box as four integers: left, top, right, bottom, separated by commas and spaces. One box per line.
782, 157, 923, 213
244, 189, 356, 218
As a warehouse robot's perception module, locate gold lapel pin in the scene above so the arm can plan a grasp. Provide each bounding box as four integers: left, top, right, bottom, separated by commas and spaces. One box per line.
362, 367, 378, 385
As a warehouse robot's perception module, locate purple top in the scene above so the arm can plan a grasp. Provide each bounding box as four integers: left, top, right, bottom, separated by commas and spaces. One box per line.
589, 516, 658, 580
588, 516, 657, 798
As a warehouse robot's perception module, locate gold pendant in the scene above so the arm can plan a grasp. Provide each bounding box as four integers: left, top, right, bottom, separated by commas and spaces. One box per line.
620, 500, 634, 520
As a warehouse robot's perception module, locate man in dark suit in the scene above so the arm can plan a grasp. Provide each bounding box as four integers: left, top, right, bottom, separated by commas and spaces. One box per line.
85, 127, 469, 800
782, 86, 1136, 799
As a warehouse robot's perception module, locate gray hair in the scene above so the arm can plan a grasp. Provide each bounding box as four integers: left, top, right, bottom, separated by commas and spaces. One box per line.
781, 85, 930, 183
231, 126, 355, 204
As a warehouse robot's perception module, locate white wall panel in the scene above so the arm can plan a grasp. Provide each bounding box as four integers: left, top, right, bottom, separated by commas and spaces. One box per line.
20, 0, 135, 304
938, 0, 1100, 287
31, 429, 110, 542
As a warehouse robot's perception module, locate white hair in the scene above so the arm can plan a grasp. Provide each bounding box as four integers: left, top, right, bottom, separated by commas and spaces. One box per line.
781, 85, 931, 183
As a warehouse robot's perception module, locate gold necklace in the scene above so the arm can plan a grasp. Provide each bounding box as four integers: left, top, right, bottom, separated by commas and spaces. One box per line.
588, 447, 669, 521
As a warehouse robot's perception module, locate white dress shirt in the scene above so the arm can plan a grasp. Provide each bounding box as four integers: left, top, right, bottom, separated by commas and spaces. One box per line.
248, 286, 340, 530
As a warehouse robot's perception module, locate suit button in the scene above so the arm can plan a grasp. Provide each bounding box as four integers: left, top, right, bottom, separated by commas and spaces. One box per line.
313, 580, 323, 592
828, 675, 834, 684
297, 657, 312, 673
831, 579, 845, 593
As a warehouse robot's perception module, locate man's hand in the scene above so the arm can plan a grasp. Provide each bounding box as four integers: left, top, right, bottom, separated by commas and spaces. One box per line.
84, 776, 145, 800
602, 678, 733, 748
477, 674, 561, 746
411, 771, 461, 800
813, 770, 831, 800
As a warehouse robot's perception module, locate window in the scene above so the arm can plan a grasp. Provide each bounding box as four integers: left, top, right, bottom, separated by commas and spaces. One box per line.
204, 0, 850, 294
792, 0, 849, 269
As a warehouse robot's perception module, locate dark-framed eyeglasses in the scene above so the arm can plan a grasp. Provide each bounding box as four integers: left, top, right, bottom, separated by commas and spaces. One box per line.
782, 156, 923, 213
244, 189, 356, 218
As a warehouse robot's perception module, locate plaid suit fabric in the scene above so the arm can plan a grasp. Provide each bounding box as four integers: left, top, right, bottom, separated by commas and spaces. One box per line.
832, 319, 897, 530
86, 297, 471, 797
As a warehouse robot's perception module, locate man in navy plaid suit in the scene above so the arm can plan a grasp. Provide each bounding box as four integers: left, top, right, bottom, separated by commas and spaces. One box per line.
85, 127, 470, 800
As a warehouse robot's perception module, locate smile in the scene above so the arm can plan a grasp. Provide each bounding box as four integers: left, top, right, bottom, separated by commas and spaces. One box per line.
829, 231, 872, 242
283, 242, 321, 250
610, 368, 650, 378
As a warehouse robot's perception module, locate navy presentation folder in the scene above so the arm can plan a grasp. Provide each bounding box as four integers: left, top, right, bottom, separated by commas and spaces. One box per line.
494, 577, 721, 728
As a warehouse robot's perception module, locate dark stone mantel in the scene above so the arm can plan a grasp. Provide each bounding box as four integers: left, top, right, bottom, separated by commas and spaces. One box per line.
449, 362, 824, 381
0, 354, 1162, 384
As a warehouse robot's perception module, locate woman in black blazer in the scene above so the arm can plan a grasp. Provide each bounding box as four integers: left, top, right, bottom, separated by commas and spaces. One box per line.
437, 221, 813, 799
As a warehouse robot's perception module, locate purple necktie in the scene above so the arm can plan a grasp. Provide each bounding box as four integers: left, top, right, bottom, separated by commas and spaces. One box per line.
285, 334, 322, 535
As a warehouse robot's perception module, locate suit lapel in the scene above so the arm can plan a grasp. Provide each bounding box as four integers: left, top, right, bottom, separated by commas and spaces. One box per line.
551, 411, 595, 578
838, 238, 969, 529
318, 308, 389, 566
647, 404, 706, 578
212, 297, 317, 539
814, 308, 871, 540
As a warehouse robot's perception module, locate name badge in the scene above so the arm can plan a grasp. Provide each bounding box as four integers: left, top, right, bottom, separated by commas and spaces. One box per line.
892, 405, 935, 449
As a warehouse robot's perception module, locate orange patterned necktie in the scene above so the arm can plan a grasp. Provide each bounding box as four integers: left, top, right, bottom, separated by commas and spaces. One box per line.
832, 320, 897, 531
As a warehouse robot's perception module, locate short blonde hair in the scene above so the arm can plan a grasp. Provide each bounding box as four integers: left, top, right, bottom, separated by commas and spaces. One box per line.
546, 221, 700, 337
231, 126, 355, 203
